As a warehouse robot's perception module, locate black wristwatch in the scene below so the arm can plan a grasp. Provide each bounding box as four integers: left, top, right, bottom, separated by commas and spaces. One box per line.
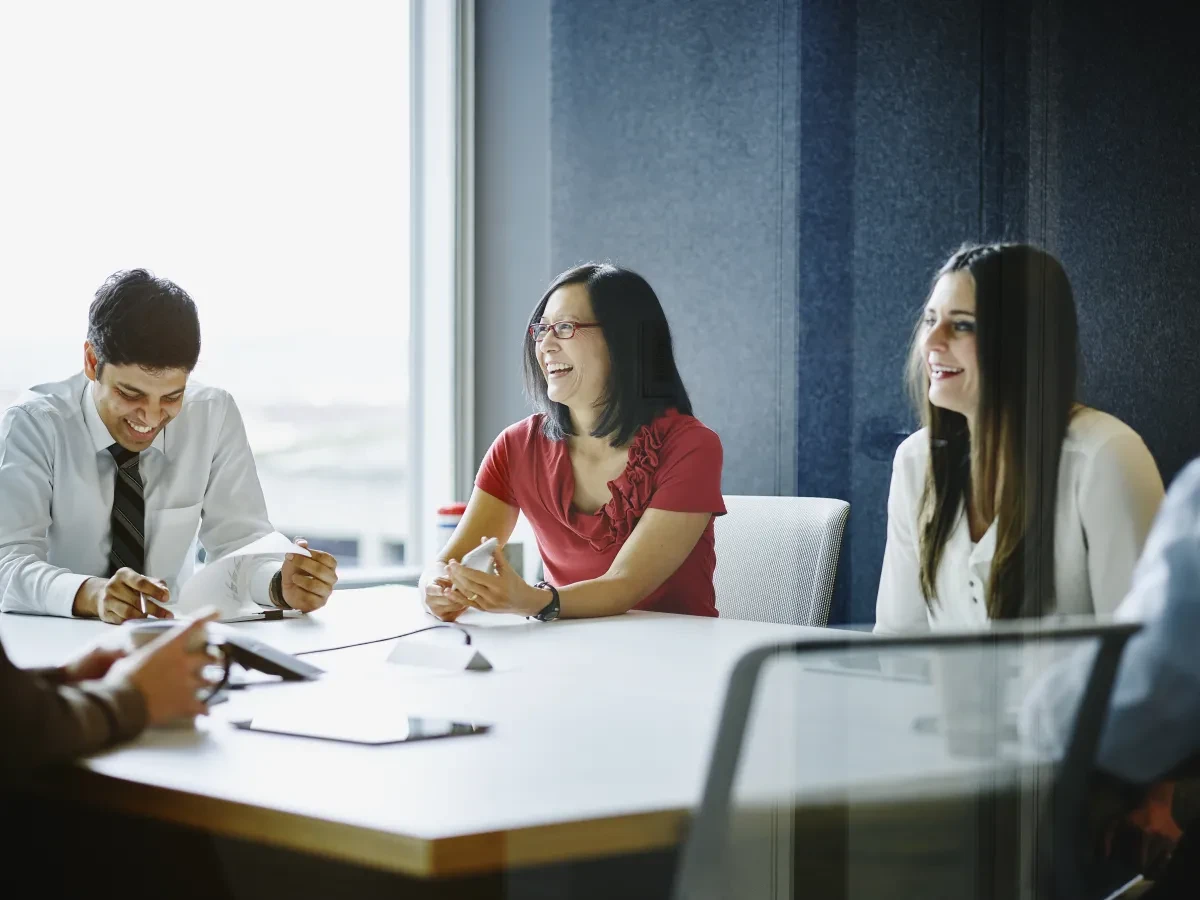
531, 582, 561, 622
269, 569, 291, 609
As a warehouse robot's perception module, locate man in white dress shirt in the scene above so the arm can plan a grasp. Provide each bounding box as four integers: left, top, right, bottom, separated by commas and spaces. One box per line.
1021, 457, 1200, 895
1088, 458, 1200, 896
1096, 457, 1200, 785
0, 269, 339, 622
1023, 458, 1200, 781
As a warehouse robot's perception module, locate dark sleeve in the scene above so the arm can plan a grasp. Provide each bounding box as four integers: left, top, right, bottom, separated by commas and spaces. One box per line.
0, 637, 147, 785
648, 424, 726, 515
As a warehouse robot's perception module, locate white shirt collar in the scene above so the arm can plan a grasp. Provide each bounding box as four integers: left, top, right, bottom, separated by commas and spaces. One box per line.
968, 518, 998, 566
82, 377, 168, 457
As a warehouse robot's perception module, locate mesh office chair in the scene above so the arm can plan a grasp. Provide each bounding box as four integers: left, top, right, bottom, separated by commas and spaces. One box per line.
673, 621, 1141, 900
713, 496, 849, 627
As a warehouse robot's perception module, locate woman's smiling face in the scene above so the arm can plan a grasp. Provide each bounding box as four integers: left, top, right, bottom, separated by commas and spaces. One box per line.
536, 283, 610, 410
920, 270, 979, 418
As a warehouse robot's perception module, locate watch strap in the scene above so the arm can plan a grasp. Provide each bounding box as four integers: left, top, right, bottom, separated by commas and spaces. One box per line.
269, 569, 291, 609
532, 581, 560, 621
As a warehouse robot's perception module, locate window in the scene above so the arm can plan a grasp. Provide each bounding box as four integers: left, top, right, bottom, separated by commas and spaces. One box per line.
0, 1, 422, 575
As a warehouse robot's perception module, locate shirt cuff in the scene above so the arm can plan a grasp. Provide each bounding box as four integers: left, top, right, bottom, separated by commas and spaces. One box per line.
29, 666, 70, 685
46, 572, 92, 619
248, 560, 279, 609
86, 678, 149, 744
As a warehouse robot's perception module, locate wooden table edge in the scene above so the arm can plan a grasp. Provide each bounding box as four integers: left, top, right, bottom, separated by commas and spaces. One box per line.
32, 766, 689, 878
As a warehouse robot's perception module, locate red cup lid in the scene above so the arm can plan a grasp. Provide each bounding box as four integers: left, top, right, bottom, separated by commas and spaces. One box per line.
436, 503, 468, 515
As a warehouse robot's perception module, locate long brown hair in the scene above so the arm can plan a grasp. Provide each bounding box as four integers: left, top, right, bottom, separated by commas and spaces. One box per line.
905, 243, 1078, 619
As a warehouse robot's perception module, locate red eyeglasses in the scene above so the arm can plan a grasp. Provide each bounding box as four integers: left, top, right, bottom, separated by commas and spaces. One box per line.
528, 321, 602, 341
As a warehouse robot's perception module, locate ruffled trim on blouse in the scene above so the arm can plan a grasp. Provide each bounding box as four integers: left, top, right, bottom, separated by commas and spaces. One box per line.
586, 413, 673, 552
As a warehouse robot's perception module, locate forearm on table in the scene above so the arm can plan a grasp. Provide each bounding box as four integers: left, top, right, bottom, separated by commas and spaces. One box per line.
556, 573, 650, 619
0, 552, 92, 618
0, 658, 146, 780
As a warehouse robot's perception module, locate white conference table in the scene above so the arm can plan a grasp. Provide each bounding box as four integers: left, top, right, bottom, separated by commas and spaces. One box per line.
0, 588, 1028, 881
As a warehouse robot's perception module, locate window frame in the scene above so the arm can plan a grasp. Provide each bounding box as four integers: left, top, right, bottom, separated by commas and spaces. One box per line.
403, 0, 476, 575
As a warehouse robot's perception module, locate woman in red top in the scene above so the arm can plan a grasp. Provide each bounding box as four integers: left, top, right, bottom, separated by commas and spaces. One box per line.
420, 263, 725, 620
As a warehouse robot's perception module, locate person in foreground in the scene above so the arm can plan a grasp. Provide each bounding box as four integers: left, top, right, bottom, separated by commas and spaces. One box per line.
1, 612, 219, 784
875, 243, 1164, 632
1022, 458, 1200, 896
421, 262, 725, 622
0, 269, 338, 623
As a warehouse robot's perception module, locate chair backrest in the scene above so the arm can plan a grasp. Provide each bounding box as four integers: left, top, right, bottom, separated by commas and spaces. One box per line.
673, 621, 1140, 900
712, 496, 849, 627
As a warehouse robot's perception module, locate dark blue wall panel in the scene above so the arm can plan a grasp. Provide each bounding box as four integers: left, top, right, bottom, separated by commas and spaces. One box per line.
550, 0, 1200, 624
1048, 0, 1200, 490
794, 0, 856, 619
845, 0, 986, 621
550, 0, 801, 497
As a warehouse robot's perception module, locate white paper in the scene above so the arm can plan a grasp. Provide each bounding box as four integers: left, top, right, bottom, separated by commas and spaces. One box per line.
219, 532, 312, 561
170, 533, 311, 616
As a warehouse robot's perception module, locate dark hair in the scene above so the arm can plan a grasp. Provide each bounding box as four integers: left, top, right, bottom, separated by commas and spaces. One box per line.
87, 269, 201, 374
906, 242, 1078, 620
522, 263, 693, 446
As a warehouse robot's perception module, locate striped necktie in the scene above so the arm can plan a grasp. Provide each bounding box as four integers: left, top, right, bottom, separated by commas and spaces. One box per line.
107, 445, 145, 576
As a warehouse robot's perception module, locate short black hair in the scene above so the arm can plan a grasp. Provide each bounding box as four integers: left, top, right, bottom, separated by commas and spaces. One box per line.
87, 269, 201, 373
522, 262, 693, 446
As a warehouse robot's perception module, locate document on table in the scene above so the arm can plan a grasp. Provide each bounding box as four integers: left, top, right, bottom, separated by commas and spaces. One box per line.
169, 533, 311, 619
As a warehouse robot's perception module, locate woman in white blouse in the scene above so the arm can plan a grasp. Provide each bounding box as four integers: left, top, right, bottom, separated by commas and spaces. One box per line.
875, 243, 1165, 633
